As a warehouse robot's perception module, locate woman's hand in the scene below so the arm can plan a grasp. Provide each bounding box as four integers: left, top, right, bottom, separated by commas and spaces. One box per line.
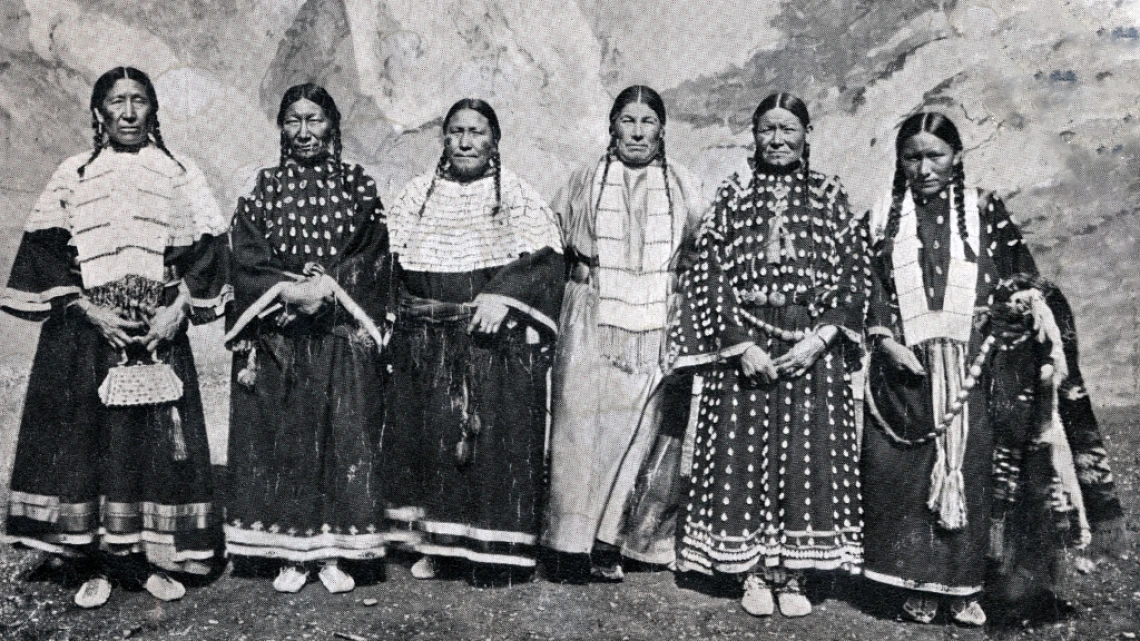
740, 344, 779, 383
774, 328, 834, 378
77, 300, 145, 350
467, 297, 510, 335
280, 277, 332, 316
140, 298, 189, 352
878, 336, 925, 376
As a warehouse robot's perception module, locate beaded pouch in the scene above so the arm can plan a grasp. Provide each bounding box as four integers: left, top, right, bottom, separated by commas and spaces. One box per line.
98, 352, 183, 407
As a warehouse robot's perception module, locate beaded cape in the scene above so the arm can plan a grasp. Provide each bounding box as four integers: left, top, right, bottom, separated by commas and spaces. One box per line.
387, 167, 563, 274
1, 145, 229, 316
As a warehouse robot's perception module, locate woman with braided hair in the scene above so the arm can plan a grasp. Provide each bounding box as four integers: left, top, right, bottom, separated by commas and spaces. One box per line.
542, 85, 704, 582
1, 67, 228, 607
382, 99, 564, 583
224, 83, 396, 595
668, 92, 870, 618
861, 111, 1119, 625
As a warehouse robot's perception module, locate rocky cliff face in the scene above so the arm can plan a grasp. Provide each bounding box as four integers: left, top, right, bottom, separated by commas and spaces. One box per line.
0, 0, 1136, 410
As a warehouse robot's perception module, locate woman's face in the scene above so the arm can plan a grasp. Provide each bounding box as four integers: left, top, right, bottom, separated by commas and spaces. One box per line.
98, 79, 153, 147
900, 132, 960, 197
611, 101, 662, 166
753, 107, 807, 167
281, 98, 332, 160
444, 109, 496, 180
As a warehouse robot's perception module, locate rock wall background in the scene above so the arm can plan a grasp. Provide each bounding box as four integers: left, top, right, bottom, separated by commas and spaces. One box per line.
1, 0, 1138, 478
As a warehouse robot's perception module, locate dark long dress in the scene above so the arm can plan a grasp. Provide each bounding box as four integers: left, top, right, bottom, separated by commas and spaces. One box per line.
860, 187, 1105, 598
2, 147, 229, 574
669, 161, 870, 576
224, 158, 395, 562
861, 190, 1020, 595
382, 168, 564, 569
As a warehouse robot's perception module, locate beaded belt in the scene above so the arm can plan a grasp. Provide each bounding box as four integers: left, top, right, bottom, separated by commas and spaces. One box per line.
738, 307, 807, 342
736, 287, 808, 309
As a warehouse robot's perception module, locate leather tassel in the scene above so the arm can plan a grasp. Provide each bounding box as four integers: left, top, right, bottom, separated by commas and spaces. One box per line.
237, 347, 258, 388
169, 406, 188, 462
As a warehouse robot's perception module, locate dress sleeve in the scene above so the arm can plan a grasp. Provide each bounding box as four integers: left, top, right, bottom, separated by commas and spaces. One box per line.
983, 194, 1038, 280
1043, 285, 1122, 523
670, 162, 708, 273
552, 165, 596, 261
474, 172, 566, 333
1, 160, 82, 317
865, 239, 900, 340
227, 170, 291, 331
172, 154, 229, 241
385, 174, 429, 262
669, 177, 754, 368
155, 156, 231, 322
328, 165, 394, 329
166, 234, 231, 324
811, 177, 871, 342
479, 246, 566, 335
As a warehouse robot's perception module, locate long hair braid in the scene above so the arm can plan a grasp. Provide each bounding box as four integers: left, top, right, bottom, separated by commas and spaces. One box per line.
78, 118, 107, 178
951, 160, 972, 255
278, 128, 291, 168
328, 126, 343, 177
490, 148, 502, 217
148, 117, 185, 173
593, 139, 617, 214
659, 138, 674, 220
882, 160, 910, 241
416, 152, 450, 217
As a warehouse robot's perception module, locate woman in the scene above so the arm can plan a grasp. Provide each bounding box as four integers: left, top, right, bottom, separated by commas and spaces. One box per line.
1, 67, 228, 608
224, 83, 394, 594
668, 93, 869, 618
383, 99, 564, 583
543, 85, 704, 581
861, 111, 1114, 624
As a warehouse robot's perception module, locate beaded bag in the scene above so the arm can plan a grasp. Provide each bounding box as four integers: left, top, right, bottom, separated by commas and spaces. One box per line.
98, 351, 184, 406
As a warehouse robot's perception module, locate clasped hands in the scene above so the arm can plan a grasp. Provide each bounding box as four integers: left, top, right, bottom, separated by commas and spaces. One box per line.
78, 293, 190, 352
740, 326, 837, 383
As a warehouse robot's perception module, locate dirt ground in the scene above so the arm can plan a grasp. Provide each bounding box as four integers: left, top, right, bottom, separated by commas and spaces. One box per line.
0, 408, 1136, 641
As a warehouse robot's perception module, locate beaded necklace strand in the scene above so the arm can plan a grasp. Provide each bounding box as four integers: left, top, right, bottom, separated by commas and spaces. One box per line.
869, 334, 997, 446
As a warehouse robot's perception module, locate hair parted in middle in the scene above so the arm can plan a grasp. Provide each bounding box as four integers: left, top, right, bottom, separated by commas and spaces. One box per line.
748, 92, 813, 222
595, 85, 673, 219
79, 66, 183, 177
751, 91, 812, 171
881, 111, 970, 248
276, 82, 344, 173
418, 98, 503, 217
